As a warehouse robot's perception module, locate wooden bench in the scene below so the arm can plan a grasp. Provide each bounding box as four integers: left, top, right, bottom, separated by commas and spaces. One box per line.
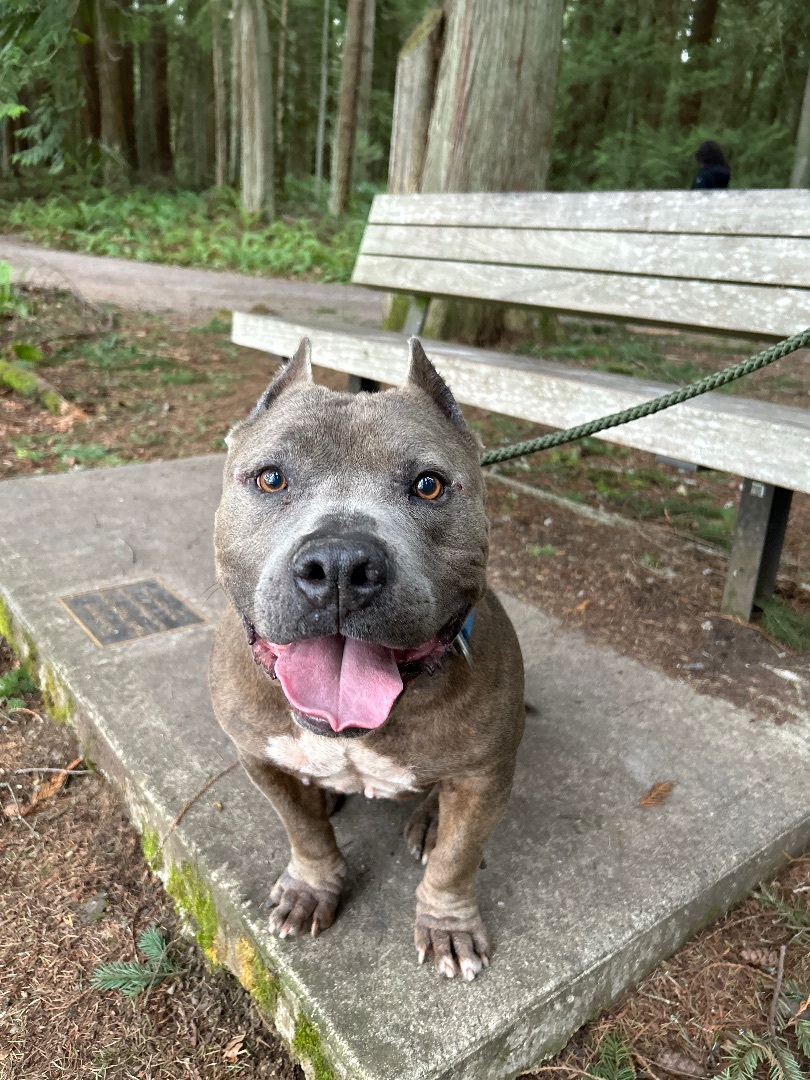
232, 189, 810, 621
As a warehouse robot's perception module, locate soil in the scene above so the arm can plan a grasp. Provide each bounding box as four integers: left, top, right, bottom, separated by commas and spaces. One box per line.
0, 643, 303, 1080
1, 287, 808, 1078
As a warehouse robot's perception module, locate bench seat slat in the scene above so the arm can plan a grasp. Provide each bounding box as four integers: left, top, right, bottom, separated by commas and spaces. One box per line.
232, 313, 810, 494
369, 190, 810, 238
360, 225, 809, 289
351, 254, 809, 338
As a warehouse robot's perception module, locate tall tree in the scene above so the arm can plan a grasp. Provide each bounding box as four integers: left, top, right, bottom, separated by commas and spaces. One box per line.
790, 62, 810, 187
276, 0, 289, 184
74, 0, 101, 143
679, 0, 721, 130
234, 0, 275, 216
353, 0, 376, 181
390, 0, 564, 342
314, 0, 330, 195
212, 2, 227, 187
94, 0, 128, 181
329, 0, 366, 215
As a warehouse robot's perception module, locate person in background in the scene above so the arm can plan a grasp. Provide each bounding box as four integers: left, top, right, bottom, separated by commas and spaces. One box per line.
690, 141, 731, 189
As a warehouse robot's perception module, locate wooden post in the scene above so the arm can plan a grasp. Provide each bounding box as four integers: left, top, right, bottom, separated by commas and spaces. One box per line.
721, 480, 793, 620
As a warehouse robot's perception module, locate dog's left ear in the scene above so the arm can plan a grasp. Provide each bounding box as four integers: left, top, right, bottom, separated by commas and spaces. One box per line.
404, 337, 467, 431
248, 337, 313, 419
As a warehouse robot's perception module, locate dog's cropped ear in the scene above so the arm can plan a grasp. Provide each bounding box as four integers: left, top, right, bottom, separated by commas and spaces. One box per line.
248, 337, 313, 419
404, 337, 467, 431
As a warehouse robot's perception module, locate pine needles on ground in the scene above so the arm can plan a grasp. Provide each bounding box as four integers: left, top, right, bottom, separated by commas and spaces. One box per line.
753, 884, 810, 945
91, 925, 180, 998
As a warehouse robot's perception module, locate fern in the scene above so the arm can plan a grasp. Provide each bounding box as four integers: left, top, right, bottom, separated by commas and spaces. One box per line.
588, 1034, 636, 1080
90, 925, 179, 998
754, 885, 810, 946
796, 1019, 810, 1059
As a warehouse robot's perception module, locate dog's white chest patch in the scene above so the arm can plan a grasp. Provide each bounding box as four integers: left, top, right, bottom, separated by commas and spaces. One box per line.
265, 727, 418, 799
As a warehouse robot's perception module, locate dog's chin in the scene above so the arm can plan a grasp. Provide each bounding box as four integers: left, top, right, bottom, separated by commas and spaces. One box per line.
291, 710, 373, 739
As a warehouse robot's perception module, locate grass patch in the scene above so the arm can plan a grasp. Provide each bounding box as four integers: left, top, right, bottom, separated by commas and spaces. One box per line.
757, 599, 810, 652
0, 185, 369, 284
527, 543, 558, 557
13, 436, 124, 469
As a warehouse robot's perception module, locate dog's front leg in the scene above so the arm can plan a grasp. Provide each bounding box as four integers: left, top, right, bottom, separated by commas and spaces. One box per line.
240, 753, 346, 938
414, 769, 512, 981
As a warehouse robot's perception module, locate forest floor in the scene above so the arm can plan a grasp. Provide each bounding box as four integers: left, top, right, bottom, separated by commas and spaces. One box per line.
1, 284, 808, 1078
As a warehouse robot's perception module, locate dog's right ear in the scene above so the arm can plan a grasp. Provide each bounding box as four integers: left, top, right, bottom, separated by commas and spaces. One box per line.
247, 337, 313, 420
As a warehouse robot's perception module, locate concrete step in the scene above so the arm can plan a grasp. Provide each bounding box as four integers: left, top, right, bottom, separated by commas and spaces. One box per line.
1, 455, 808, 1080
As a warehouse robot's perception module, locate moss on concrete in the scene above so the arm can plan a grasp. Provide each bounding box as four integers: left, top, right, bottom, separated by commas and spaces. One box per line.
235, 937, 280, 1017
293, 1013, 336, 1080
39, 662, 74, 724
166, 861, 219, 964
141, 825, 163, 873
0, 594, 14, 645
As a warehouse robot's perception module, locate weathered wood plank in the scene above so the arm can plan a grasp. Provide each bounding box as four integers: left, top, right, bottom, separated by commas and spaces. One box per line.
367, 190, 810, 237
231, 313, 810, 493
359, 224, 810, 288
352, 255, 810, 337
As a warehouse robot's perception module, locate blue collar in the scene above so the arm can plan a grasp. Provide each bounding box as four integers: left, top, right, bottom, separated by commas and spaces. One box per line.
452, 610, 475, 666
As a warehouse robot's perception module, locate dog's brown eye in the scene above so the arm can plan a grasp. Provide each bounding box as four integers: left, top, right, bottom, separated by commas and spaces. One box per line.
414, 473, 444, 500
257, 468, 287, 493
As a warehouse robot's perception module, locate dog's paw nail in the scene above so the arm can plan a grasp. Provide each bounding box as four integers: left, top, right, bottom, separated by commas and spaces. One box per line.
460, 959, 479, 981
481, 955, 490, 969
417, 949, 426, 965
311, 920, 320, 938
438, 958, 457, 978
421, 853, 429, 865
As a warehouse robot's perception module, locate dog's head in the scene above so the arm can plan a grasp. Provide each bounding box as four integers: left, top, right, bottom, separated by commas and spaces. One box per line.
215, 337, 488, 737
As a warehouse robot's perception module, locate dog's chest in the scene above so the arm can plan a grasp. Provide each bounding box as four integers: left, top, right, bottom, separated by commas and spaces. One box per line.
265, 728, 418, 799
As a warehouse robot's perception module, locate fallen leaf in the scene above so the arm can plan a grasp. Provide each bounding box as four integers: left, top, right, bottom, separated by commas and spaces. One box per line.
639, 780, 675, 808
4, 757, 83, 816
223, 1033, 246, 1063
656, 1048, 707, 1077
565, 598, 592, 614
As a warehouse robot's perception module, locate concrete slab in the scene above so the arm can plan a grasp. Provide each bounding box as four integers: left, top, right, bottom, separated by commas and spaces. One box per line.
1, 455, 808, 1080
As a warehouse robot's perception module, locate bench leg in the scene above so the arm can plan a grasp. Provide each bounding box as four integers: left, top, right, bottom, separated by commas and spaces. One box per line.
347, 375, 381, 393
721, 480, 792, 621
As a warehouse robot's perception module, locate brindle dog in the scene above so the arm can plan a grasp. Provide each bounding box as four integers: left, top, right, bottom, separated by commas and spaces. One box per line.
209, 337, 525, 980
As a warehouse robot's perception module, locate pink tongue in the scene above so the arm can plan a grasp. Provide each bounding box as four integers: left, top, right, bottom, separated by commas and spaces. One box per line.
274, 635, 403, 733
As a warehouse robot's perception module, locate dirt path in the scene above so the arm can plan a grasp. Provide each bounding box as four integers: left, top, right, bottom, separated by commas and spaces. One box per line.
0, 237, 383, 326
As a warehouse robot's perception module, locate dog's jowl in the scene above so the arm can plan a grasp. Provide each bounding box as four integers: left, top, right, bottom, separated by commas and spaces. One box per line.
209, 336, 525, 981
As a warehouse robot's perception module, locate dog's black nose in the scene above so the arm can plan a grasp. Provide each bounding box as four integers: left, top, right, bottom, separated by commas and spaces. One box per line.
292, 533, 388, 615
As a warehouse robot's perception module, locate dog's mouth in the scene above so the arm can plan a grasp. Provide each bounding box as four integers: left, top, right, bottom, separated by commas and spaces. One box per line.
246, 615, 466, 737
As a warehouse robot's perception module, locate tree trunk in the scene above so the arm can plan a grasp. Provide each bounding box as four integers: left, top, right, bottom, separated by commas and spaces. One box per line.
137, 38, 157, 175
234, 0, 275, 217
387, 9, 443, 195
420, 0, 564, 345
213, 5, 228, 187
276, 0, 289, 187
120, 0, 138, 172
353, 0, 376, 182
328, 0, 366, 216
95, 0, 128, 182
152, 0, 172, 174
679, 0, 720, 130
314, 0, 330, 196
75, 0, 101, 143
789, 62, 810, 188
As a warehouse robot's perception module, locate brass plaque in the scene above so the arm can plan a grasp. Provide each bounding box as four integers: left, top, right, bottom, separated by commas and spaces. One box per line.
61, 579, 204, 647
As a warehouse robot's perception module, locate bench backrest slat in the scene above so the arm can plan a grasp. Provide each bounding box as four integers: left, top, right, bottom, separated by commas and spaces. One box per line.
360, 225, 808, 289
367, 190, 810, 237
353, 191, 810, 338
354, 254, 809, 337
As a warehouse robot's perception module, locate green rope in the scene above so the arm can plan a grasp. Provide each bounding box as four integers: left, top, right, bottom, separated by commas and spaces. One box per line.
480, 327, 810, 467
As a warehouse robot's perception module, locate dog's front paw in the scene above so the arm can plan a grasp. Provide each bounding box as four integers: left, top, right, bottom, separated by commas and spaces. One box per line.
414, 911, 490, 981
269, 869, 342, 938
